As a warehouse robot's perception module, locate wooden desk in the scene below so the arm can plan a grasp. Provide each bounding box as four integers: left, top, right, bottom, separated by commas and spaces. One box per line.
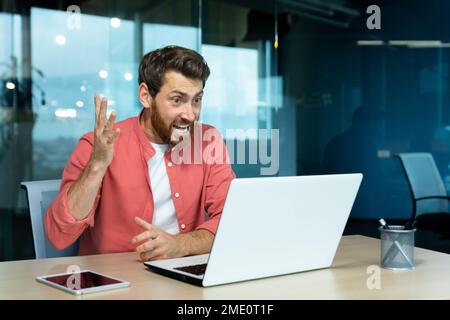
1, 235, 450, 299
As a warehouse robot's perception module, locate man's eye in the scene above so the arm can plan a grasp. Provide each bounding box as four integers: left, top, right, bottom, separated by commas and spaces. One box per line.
194, 97, 202, 104
172, 97, 182, 104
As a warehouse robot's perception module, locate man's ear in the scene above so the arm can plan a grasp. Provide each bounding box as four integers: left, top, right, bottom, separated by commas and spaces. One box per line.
138, 83, 153, 109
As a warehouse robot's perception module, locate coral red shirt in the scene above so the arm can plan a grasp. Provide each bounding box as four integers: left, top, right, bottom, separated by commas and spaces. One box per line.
45, 115, 235, 255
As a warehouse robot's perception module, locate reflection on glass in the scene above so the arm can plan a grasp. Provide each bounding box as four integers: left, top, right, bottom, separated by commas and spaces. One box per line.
201, 44, 258, 138
30, 7, 137, 179
0, 1, 285, 262
143, 23, 198, 52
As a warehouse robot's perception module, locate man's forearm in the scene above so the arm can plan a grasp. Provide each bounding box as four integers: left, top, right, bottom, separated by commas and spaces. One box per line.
67, 160, 108, 221
176, 229, 214, 257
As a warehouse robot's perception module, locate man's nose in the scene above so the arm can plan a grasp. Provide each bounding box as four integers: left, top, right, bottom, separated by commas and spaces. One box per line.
181, 103, 196, 122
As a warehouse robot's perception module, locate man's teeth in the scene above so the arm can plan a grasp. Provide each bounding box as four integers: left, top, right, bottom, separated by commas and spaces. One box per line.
173, 125, 189, 130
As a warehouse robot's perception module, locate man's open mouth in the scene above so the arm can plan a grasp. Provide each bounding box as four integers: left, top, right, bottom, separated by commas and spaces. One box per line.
172, 124, 190, 132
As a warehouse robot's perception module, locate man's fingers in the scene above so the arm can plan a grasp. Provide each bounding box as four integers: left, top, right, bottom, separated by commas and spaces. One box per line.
94, 95, 100, 128
140, 249, 163, 262
104, 111, 116, 131
132, 229, 158, 244
140, 252, 151, 262
136, 239, 158, 253
134, 216, 155, 230
106, 128, 120, 144
98, 97, 108, 129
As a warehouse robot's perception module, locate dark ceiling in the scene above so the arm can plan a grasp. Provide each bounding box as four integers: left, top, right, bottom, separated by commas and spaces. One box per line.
1, 0, 448, 41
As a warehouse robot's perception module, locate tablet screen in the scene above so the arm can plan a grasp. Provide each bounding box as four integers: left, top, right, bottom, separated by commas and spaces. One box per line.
43, 271, 122, 290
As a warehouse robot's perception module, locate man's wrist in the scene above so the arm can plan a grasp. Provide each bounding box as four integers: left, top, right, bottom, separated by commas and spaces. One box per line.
174, 229, 214, 258
87, 159, 109, 174
175, 233, 191, 257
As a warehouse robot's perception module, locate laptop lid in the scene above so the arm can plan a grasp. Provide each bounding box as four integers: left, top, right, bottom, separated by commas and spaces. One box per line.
201, 173, 362, 287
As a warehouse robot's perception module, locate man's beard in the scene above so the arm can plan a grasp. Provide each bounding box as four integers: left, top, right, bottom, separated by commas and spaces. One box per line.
150, 100, 195, 147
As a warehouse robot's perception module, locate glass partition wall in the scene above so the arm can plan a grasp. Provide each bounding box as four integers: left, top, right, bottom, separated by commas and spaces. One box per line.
5, 0, 449, 260
0, 0, 284, 260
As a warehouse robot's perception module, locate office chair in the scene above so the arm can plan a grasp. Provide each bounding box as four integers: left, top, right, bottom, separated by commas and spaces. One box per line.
21, 179, 79, 259
395, 153, 450, 239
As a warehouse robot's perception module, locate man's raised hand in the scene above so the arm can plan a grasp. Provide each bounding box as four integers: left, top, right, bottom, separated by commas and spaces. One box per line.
90, 95, 120, 168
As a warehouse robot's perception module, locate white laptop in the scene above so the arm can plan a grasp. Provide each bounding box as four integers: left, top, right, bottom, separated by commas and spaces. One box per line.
144, 173, 363, 287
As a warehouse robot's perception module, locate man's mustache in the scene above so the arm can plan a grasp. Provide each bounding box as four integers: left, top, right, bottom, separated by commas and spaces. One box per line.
171, 121, 195, 127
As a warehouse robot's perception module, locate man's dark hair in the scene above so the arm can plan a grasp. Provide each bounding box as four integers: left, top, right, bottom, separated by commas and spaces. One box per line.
138, 45, 210, 97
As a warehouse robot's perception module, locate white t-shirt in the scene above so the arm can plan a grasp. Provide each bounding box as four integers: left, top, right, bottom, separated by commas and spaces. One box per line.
148, 143, 180, 235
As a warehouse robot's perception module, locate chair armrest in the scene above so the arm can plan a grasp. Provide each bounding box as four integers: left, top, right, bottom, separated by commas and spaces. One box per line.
416, 196, 450, 201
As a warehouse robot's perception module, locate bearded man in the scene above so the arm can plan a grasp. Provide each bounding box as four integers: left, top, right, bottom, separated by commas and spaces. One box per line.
45, 45, 235, 261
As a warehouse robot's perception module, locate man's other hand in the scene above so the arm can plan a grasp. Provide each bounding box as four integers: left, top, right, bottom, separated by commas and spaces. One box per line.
132, 216, 184, 261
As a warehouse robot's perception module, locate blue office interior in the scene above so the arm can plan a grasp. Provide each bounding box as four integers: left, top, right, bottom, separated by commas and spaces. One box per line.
2, 0, 450, 261
287, 0, 450, 221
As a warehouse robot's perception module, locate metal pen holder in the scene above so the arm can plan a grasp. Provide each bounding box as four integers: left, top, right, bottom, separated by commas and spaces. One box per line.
379, 226, 416, 270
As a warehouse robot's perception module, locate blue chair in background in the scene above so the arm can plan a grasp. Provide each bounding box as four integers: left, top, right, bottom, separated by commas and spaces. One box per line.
21, 179, 79, 259
396, 153, 450, 239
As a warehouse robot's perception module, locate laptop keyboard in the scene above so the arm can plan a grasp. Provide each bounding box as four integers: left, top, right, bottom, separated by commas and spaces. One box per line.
174, 263, 207, 276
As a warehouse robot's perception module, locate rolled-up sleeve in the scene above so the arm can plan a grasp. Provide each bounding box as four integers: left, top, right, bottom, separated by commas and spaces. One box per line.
196, 129, 235, 235
45, 133, 101, 250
